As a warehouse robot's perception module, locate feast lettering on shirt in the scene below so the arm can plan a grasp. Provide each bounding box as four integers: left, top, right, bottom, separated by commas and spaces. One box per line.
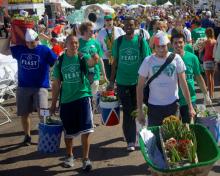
20, 54, 40, 70
119, 48, 139, 65
152, 64, 175, 77
62, 64, 81, 83
185, 64, 194, 80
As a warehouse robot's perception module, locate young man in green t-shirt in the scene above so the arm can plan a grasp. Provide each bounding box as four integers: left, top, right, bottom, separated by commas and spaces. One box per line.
109, 16, 151, 151
191, 21, 206, 43
78, 22, 107, 113
51, 35, 99, 171
171, 31, 211, 123
78, 22, 107, 96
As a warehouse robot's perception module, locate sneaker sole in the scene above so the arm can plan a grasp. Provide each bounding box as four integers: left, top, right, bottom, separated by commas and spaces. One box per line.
63, 163, 74, 168
83, 165, 92, 172
127, 147, 135, 152
25, 142, 31, 146
21, 141, 31, 146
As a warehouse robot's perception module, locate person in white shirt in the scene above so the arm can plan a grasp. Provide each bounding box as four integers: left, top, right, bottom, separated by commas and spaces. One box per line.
97, 14, 125, 79
136, 31, 196, 126
134, 28, 150, 41
173, 18, 192, 44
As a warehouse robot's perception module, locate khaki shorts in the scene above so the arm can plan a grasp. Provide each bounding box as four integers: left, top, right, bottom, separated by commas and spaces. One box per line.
16, 87, 48, 116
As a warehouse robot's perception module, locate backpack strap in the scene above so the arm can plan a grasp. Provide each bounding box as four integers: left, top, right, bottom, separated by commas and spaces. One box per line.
57, 54, 64, 106
117, 35, 124, 61
78, 53, 86, 84
58, 54, 64, 81
146, 53, 176, 86
138, 29, 144, 58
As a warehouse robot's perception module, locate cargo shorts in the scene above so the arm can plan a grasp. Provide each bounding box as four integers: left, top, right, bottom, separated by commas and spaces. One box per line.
16, 87, 48, 116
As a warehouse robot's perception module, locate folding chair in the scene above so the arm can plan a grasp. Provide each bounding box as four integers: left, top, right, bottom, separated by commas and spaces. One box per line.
0, 79, 14, 126
1, 65, 17, 98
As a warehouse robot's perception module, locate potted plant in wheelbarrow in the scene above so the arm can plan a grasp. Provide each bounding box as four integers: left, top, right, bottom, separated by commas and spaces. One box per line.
139, 116, 220, 176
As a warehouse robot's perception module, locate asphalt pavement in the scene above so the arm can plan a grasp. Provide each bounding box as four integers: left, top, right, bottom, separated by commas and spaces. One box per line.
0, 70, 220, 176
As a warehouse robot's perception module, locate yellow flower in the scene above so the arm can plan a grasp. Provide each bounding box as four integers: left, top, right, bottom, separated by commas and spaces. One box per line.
163, 115, 180, 124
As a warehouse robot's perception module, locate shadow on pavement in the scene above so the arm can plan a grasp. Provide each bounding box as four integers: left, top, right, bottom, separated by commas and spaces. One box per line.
0, 137, 128, 164
64, 137, 129, 161
212, 165, 220, 173
0, 130, 38, 138
0, 165, 73, 176
73, 163, 150, 176
0, 136, 149, 176
0, 148, 66, 165
0, 143, 24, 154
90, 137, 129, 161
0, 163, 150, 176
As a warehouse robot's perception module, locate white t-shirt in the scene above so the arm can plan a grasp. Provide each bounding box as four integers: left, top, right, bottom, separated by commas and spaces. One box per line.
97, 26, 125, 60
138, 52, 186, 105
134, 28, 150, 40
183, 27, 192, 43
169, 27, 192, 43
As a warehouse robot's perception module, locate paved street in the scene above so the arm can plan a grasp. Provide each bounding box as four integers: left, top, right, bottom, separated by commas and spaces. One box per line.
0, 71, 220, 176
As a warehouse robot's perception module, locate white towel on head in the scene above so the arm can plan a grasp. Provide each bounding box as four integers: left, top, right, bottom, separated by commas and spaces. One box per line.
25, 28, 38, 42
154, 31, 170, 46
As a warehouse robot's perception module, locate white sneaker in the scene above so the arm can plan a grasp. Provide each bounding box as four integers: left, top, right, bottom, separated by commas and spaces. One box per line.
82, 158, 92, 172
127, 143, 135, 151
63, 156, 75, 168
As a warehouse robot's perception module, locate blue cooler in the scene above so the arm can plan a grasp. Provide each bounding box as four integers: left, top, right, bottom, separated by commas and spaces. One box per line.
38, 123, 63, 153
100, 101, 120, 126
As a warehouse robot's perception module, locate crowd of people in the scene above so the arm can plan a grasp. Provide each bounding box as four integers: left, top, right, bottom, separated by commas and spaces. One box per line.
6, 4, 220, 172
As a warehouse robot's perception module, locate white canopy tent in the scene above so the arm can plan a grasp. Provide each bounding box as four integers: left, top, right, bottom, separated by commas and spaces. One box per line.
126, 4, 139, 10
163, 1, 173, 8
145, 4, 152, 8
81, 4, 115, 14
61, 0, 74, 9
120, 3, 127, 7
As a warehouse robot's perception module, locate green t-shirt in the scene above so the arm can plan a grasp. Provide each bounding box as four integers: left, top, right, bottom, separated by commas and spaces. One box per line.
40, 39, 51, 48
191, 27, 206, 42
179, 51, 201, 106
184, 44, 194, 54
112, 35, 151, 85
149, 30, 154, 37
52, 53, 92, 104
79, 38, 104, 81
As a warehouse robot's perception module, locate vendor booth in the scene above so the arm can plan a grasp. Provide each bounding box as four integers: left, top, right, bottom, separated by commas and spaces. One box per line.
8, 0, 45, 17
